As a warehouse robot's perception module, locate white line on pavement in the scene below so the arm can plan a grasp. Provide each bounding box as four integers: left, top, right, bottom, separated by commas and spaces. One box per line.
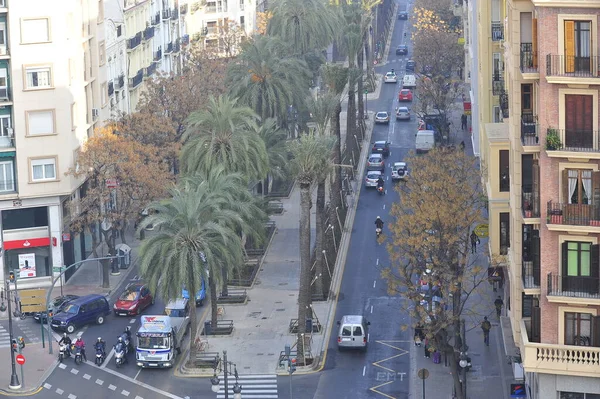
95, 379, 104, 386
122, 389, 130, 396
129, 319, 136, 324
368, 333, 370, 342
373, 280, 376, 288
101, 348, 115, 368
134, 368, 142, 380
68, 394, 77, 399
370, 305, 373, 314
109, 384, 117, 391
83, 373, 91, 380
56, 388, 64, 395
376, 258, 379, 265
43, 383, 52, 389
383, 204, 386, 209
363, 366, 366, 376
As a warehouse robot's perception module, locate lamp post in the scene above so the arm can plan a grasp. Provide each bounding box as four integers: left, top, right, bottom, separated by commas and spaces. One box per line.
458, 319, 470, 399
211, 350, 242, 399
364, 89, 368, 119
5, 272, 21, 389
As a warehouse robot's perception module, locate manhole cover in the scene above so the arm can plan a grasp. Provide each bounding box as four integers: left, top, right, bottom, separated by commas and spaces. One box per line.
262, 317, 268, 319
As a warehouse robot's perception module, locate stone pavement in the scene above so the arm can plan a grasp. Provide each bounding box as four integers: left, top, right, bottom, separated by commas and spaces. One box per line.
0, 342, 57, 394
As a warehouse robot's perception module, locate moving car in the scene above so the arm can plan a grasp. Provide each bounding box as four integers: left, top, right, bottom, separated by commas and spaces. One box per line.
372, 140, 391, 157
416, 130, 436, 153
365, 171, 383, 188
51, 294, 111, 334
406, 59, 416, 73
366, 154, 385, 172
391, 162, 408, 181
384, 71, 397, 83
34, 295, 79, 323
398, 89, 413, 102
337, 315, 370, 351
396, 106, 411, 121
113, 283, 154, 316
402, 74, 417, 89
374, 111, 390, 124
398, 11, 408, 20
395, 45, 408, 55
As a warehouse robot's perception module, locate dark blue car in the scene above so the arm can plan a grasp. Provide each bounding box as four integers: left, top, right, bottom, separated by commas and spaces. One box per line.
50, 294, 111, 334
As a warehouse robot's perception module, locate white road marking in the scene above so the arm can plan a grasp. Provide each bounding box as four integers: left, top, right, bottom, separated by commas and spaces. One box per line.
370, 305, 373, 314
134, 368, 142, 380
96, 379, 104, 385
363, 366, 366, 376
83, 373, 91, 380
58, 363, 67, 369
129, 319, 136, 324
383, 204, 386, 209
70, 368, 79, 375
56, 388, 64, 395
43, 383, 52, 389
368, 333, 370, 342
109, 384, 117, 391
122, 390, 130, 396
135, 397, 144, 399
373, 280, 377, 288
68, 394, 77, 399
102, 348, 115, 368
376, 258, 379, 265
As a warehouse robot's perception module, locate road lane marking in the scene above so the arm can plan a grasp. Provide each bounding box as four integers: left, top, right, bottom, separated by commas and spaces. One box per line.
68, 394, 77, 399
368, 333, 370, 342
376, 258, 379, 265
122, 390, 130, 396
135, 397, 143, 399
363, 366, 366, 376
134, 368, 142, 380
109, 384, 117, 391
58, 363, 67, 369
383, 203, 386, 209
373, 280, 377, 288
43, 383, 52, 389
102, 348, 115, 368
83, 373, 91, 380
70, 368, 79, 375
56, 388, 64, 395
129, 319, 136, 324
371, 305, 373, 313
96, 379, 104, 386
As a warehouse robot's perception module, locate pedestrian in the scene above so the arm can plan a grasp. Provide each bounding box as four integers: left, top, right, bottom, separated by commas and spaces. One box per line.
461, 114, 468, 130
481, 316, 491, 346
414, 324, 424, 346
424, 337, 430, 358
470, 231, 480, 254
494, 296, 504, 318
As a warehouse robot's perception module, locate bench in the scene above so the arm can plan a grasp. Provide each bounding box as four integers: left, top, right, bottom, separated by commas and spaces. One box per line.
202, 320, 234, 336
194, 352, 219, 369
217, 289, 248, 304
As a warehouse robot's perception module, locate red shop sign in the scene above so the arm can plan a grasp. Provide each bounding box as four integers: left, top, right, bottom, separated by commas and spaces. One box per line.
3, 237, 51, 250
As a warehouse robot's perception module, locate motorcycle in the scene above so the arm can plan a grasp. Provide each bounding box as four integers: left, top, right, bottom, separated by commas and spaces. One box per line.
95, 347, 105, 366
58, 342, 71, 362
376, 227, 382, 238
114, 342, 127, 368
377, 186, 384, 195
73, 345, 83, 365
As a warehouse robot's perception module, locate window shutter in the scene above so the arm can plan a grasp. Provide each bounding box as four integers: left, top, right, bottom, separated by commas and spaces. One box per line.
562, 169, 569, 204
562, 241, 568, 276
533, 162, 539, 215
592, 244, 600, 279
593, 172, 600, 219
565, 20, 575, 73
532, 18, 538, 68
532, 231, 540, 286
592, 316, 600, 347
531, 305, 541, 343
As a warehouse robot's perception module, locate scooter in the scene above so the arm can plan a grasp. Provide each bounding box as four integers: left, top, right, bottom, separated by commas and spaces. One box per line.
377, 186, 384, 195
73, 345, 83, 365
376, 227, 382, 238
114, 342, 127, 368
95, 347, 106, 366
58, 342, 71, 362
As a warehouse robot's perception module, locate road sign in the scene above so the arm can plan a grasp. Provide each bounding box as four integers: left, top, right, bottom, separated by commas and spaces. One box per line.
15, 354, 25, 365
417, 368, 429, 379
474, 223, 489, 238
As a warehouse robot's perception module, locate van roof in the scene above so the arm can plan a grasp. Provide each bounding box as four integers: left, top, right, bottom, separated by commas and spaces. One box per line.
70, 294, 106, 304
341, 315, 365, 324
165, 297, 188, 309
417, 130, 435, 135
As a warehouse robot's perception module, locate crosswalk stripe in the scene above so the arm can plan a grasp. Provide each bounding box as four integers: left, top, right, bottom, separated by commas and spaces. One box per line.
216, 374, 278, 399
217, 396, 278, 399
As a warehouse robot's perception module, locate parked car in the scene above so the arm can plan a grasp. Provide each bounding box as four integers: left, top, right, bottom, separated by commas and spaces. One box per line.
398, 11, 408, 20
371, 141, 391, 157
34, 295, 79, 324
391, 162, 408, 181
374, 112, 390, 124
406, 59, 416, 73
395, 45, 408, 55
113, 282, 154, 316
365, 171, 383, 188
384, 71, 398, 83
396, 107, 411, 121
366, 154, 385, 172
51, 294, 111, 334
402, 74, 417, 89
398, 89, 413, 102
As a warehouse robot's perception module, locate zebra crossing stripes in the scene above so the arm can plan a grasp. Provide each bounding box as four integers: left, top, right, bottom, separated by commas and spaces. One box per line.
216, 374, 278, 399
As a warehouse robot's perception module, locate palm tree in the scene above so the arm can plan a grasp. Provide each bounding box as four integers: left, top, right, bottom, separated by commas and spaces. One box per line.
289, 132, 336, 360
180, 95, 268, 181
138, 185, 244, 367
257, 118, 289, 194
227, 35, 312, 122
356, 10, 373, 134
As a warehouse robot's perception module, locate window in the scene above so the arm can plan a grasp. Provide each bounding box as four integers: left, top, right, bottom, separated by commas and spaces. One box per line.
493, 106, 502, 123
565, 312, 593, 346
0, 160, 14, 192
565, 20, 591, 73
101, 82, 107, 106
25, 66, 52, 89
0, 21, 6, 48
560, 394, 600, 399
20, 18, 50, 44
565, 169, 592, 204
30, 158, 56, 181
561, 241, 599, 293
0, 68, 8, 99
521, 84, 532, 113
239, 0, 244, 11
565, 242, 593, 277
26, 110, 55, 136
565, 94, 593, 148
0, 115, 10, 137
353, 326, 363, 336
491, 0, 501, 22
499, 212, 510, 255
99, 41, 106, 66
499, 150, 509, 192
240, 15, 245, 30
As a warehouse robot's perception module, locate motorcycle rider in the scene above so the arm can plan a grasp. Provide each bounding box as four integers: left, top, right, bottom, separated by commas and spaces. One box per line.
375, 216, 384, 230
94, 337, 106, 357
58, 333, 72, 356
377, 176, 385, 191
74, 337, 86, 362
114, 336, 128, 364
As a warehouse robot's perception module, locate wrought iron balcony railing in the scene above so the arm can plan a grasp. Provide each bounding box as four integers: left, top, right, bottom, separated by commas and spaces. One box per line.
145, 62, 157, 77
129, 69, 144, 89
547, 200, 600, 226
548, 272, 600, 298
143, 26, 155, 41
521, 112, 538, 145
127, 32, 142, 50
546, 54, 600, 78
545, 129, 600, 152
154, 47, 162, 62
520, 43, 538, 73
108, 81, 114, 97
522, 186, 540, 218
522, 260, 540, 289
491, 22, 504, 41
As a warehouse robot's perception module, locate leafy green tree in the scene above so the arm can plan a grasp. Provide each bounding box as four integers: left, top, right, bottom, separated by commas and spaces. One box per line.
180, 95, 268, 181
257, 118, 289, 193
289, 132, 336, 360
227, 35, 312, 122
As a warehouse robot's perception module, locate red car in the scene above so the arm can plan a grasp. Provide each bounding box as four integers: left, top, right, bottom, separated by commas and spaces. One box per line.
398, 89, 413, 102
113, 283, 154, 316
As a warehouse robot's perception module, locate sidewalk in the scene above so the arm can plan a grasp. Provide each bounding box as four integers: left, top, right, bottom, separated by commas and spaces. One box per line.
0, 343, 55, 395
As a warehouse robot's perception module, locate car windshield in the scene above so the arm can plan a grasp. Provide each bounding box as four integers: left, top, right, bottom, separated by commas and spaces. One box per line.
137, 336, 169, 350
62, 304, 79, 314
119, 289, 140, 301
398, 108, 408, 112
369, 156, 381, 162
367, 173, 380, 179
401, 90, 409, 94
376, 113, 387, 118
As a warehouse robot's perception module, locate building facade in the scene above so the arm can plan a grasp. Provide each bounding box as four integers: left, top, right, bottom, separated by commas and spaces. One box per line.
479, 0, 600, 397
0, 0, 105, 289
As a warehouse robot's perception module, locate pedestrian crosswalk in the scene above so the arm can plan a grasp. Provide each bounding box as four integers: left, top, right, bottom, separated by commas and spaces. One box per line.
216, 374, 278, 399
0, 324, 9, 348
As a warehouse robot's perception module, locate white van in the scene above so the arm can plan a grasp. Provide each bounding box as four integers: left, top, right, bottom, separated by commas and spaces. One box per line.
337, 315, 370, 351
402, 74, 417, 88
415, 130, 435, 153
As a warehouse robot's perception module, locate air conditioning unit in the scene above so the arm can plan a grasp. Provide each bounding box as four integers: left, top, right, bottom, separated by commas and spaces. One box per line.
92, 108, 99, 119
0, 87, 8, 100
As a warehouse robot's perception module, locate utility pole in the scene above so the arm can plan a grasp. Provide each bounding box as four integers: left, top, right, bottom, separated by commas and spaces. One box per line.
459, 319, 469, 399
6, 273, 21, 389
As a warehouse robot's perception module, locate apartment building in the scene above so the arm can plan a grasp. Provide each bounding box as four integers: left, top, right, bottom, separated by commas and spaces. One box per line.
105, 0, 185, 114
0, 0, 105, 289
477, 0, 600, 397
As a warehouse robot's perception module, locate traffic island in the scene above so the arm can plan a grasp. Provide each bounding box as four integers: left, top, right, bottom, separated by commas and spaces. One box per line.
201, 320, 234, 336
177, 349, 220, 377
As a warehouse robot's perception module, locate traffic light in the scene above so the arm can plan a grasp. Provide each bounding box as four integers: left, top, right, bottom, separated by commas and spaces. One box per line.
289, 357, 297, 374
8, 271, 14, 283
11, 338, 17, 352
18, 336, 24, 350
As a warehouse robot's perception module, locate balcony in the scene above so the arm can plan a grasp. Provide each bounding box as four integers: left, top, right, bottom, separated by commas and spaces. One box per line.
499, 90, 509, 118
173, 40, 180, 53
206, 5, 217, 13
521, 320, 600, 377
154, 47, 162, 62
162, 9, 171, 20
152, 12, 161, 26
520, 43, 538, 75
546, 54, 600, 84
129, 69, 144, 89
522, 186, 540, 218
127, 32, 142, 51
547, 272, 600, 305
143, 26, 155, 41
491, 22, 504, 41
522, 260, 540, 290
492, 75, 504, 96
116, 74, 125, 90
171, 7, 179, 19
0, 86, 11, 102
546, 200, 600, 233
165, 42, 174, 54
145, 62, 157, 78
108, 81, 114, 97
545, 129, 600, 159
521, 113, 539, 146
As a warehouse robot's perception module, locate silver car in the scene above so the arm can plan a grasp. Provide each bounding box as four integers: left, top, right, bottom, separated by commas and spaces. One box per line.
366, 154, 385, 171
396, 106, 411, 121
365, 171, 382, 188
337, 315, 370, 350
375, 111, 390, 124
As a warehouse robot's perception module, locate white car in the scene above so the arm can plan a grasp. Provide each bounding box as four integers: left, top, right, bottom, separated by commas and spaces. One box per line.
365, 171, 383, 188
375, 111, 391, 124
391, 162, 408, 181
396, 107, 411, 121
384, 71, 398, 83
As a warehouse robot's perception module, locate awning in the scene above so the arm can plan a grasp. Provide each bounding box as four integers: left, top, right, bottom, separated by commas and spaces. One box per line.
4, 237, 51, 250
0, 151, 15, 158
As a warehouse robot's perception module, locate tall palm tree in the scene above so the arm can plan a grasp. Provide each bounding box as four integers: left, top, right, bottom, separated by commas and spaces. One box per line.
257, 118, 289, 194
289, 132, 336, 360
180, 95, 268, 181
227, 35, 312, 122
356, 10, 373, 134
138, 185, 244, 367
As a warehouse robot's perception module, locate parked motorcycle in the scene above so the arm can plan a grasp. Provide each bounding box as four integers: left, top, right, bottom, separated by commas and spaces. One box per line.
95, 347, 105, 366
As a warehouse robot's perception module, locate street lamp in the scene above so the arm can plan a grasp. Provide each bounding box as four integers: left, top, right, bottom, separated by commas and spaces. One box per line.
5, 272, 21, 389
458, 319, 470, 399
210, 350, 242, 399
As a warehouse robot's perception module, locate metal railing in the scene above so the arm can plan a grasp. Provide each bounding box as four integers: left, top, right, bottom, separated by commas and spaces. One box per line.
522, 186, 540, 218
491, 22, 504, 41
174, 40, 180, 53
154, 47, 162, 62
165, 42, 173, 53
126, 32, 142, 50
143, 26, 154, 41
521, 113, 538, 145
129, 69, 144, 89
108, 81, 114, 97
522, 260, 540, 288
162, 9, 171, 20
152, 12, 160, 25
548, 272, 600, 298
520, 43, 538, 73
499, 90, 509, 118
145, 62, 157, 77
171, 7, 179, 19
546, 54, 600, 78
117, 74, 125, 89
492, 78, 504, 96
546, 129, 599, 152
547, 200, 600, 226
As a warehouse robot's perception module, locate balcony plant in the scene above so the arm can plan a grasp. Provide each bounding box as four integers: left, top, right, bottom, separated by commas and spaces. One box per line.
545, 128, 562, 150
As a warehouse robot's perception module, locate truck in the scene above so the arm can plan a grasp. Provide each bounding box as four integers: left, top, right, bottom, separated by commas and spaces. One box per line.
135, 298, 190, 368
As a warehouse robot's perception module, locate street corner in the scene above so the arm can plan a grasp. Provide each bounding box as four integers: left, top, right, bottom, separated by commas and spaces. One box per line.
0, 342, 57, 396
368, 340, 412, 399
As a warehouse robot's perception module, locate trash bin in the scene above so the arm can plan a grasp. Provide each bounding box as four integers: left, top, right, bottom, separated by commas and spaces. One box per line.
116, 244, 131, 269
204, 321, 212, 336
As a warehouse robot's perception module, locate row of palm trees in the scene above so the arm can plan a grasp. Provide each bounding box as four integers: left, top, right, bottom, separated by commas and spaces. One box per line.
137, 0, 381, 365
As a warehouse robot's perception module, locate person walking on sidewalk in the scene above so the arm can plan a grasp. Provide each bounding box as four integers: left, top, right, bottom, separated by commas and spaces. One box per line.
424, 337, 430, 358
481, 316, 492, 346
414, 324, 424, 346
494, 296, 504, 317
461, 114, 468, 130
470, 230, 480, 254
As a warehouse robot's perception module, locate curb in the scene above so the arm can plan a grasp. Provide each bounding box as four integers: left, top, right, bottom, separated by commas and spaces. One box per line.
0, 357, 58, 396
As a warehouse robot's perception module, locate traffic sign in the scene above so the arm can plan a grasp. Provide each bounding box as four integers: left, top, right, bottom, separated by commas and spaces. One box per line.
15, 354, 25, 365
417, 368, 429, 379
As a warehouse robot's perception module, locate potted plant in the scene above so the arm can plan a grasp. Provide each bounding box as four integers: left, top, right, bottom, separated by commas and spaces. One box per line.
546, 128, 562, 150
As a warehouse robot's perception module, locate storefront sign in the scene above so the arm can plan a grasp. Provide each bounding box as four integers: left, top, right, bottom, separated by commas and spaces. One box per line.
18, 253, 36, 278
510, 383, 526, 398
3, 237, 51, 250
62, 233, 71, 242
